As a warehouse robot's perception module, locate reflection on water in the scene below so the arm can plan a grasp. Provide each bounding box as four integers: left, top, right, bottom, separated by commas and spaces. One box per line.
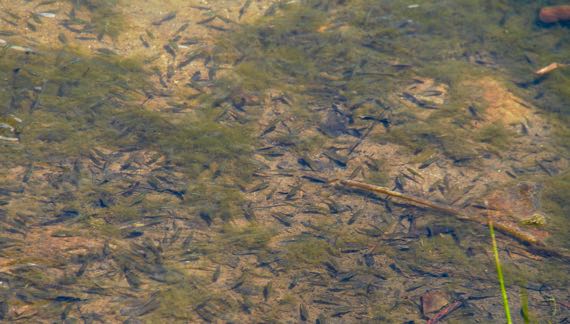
0, 0, 569, 322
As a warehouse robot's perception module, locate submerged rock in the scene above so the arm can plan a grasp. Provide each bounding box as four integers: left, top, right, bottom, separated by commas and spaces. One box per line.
421, 290, 449, 316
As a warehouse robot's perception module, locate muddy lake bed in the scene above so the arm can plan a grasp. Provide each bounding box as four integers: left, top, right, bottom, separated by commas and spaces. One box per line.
0, 0, 569, 323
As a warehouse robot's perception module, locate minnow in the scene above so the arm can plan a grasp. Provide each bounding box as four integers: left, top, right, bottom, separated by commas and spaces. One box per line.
273, 213, 293, 227
203, 24, 228, 32
322, 150, 347, 167
239, 0, 252, 19
197, 16, 216, 25
152, 11, 176, 26
35, 0, 57, 8
298, 156, 318, 171
163, 44, 176, 58
300, 304, 309, 321
0, 17, 17, 27
178, 51, 203, 69
248, 181, 269, 193
419, 155, 438, 169
31, 14, 43, 24
174, 22, 190, 35
139, 35, 150, 48
190, 5, 212, 11
405, 167, 424, 179
401, 92, 437, 109
263, 282, 272, 301
38, 12, 56, 18
26, 22, 37, 32
212, 265, 221, 282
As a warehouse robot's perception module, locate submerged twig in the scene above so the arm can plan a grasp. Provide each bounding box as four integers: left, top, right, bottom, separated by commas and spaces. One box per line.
332, 179, 570, 261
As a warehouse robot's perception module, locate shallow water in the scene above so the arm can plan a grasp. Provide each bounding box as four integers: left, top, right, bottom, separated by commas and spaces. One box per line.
0, 0, 569, 322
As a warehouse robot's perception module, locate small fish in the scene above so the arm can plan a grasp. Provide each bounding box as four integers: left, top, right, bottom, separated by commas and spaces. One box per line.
163, 44, 176, 58
166, 63, 175, 80
301, 175, 327, 183
288, 276, 299, 289
174, 22, 190, 35
124, 267, 141, 289
401, 92, 437, 109
285, 182, 302, 200
0, 30, 16, 36
139, 35, 150, 48
322, 150, 347, 167
199, 211, 213, 226
239, 0, 252, 19
190, 5, 212, 11
38, 12, 56, 18
263, 282, 272, 301
58, 32, 68, 44
178, 51, 203, 69
54, 296, 82, 303
347, 209, 362, 225
152, 11, 176, 26
31, 14, 43, 24
316, 314, 328, 324
272, 213, 292, 227
203, 24, 228, 32
26, 22, 37, 32
248, 181, 269, 193
242, 203, 256, 221
197, 16, 216, 25
405, 167, 423, 179
338, 271, 356, 282
363, 253, 375, 267
120, 293, 161, 317
190, 70, 201, 81
419, 155, 438, 169
212, 265, 221, 282
0, 17, 17, 27
35, 0, 57, 8
300, 303, 309, 321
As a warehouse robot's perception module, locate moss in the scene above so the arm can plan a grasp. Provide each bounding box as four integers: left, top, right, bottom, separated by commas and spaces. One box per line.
146, 278, 221, 321
412, 234, 477, 271
220, 223, 275, 253
541, 171, 570, 249
284, 236, 332, 266
476, 122, 514, 150
67, 0, 126, 40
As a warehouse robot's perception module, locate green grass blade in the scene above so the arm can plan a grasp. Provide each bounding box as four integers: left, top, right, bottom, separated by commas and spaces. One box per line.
520, 286, 530, 324
489, 221, 513, 324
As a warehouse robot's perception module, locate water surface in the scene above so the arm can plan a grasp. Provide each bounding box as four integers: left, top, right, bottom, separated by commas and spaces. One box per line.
0, 0, 569, 322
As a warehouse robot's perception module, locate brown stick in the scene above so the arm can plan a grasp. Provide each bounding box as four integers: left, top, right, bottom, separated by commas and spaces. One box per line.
427, 300, 462, 324
335, 179, 570, 261
338, 179, 466, 217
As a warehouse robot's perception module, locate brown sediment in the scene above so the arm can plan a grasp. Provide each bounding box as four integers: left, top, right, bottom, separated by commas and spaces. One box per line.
539, 6, 570, 24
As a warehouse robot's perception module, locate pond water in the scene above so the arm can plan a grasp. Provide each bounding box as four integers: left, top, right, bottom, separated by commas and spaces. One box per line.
0, 0, 569, 323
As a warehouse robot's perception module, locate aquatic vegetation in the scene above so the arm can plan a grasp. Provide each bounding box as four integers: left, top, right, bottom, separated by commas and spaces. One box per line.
489, 221, 513, 324
541, 171, 570, 249
0, 0, 569, 322
220, 223, 275, 253
476, 122, 514, 150
284, 236, 332, 266
67, 0, 126, 40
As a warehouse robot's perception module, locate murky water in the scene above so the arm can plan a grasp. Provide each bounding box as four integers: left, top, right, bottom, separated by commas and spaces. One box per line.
0, 0, 569, 322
